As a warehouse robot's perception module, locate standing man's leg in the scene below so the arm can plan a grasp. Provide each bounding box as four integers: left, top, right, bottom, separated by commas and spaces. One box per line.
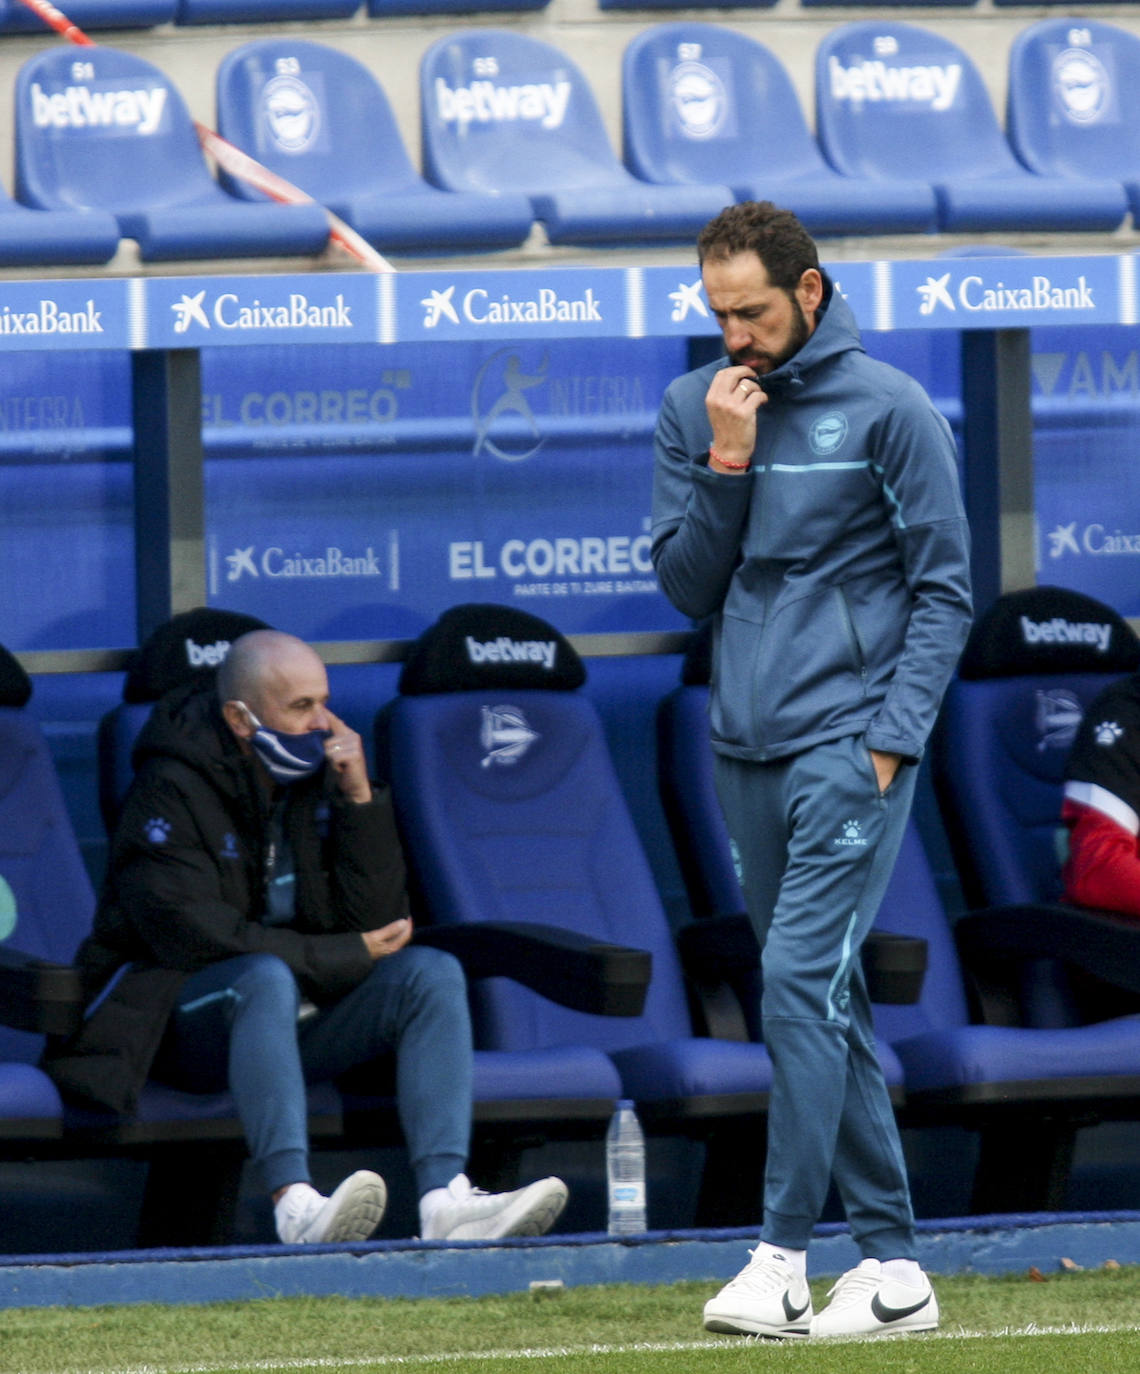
703, 738, 936, 1338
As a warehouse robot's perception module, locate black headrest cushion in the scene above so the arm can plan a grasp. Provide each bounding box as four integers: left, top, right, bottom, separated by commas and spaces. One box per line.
124, 607, 272, 703
399, 604, 585, 695
959, 585, 1140, 680
0, 644, 32, 708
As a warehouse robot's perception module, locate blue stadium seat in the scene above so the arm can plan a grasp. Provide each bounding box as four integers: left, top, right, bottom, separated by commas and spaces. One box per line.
215, 39, 534, 255
419, 30, 732, 246
176, 0, 357, 24
0, 646, 86, 1140
815, 21, 1128, 233
1007, 19, 1140, 223
14, 47, 331, 263
0, 185, 119, 267
0, 0, 174, 32
622, 23, 937, 235
375, 604, 789, 1225
369, 0, 544, 15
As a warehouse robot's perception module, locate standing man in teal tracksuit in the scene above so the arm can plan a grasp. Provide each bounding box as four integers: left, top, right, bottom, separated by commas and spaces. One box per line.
652, 202, 972, 1339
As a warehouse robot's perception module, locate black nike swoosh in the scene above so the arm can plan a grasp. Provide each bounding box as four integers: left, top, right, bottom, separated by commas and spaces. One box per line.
870, 1290, 932, 1324
782, 1291, 811, 1322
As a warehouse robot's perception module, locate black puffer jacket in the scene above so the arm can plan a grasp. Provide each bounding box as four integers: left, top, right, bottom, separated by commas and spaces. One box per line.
44, 679, 409, 1115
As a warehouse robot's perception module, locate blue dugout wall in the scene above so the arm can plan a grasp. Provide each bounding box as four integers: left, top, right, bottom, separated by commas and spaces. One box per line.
4, 254, 1139, 895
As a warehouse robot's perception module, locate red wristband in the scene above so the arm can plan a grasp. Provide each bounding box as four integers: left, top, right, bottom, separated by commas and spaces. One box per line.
709, 446, 750, 472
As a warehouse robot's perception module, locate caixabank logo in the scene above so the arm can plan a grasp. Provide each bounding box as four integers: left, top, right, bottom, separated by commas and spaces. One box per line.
405, 271, 623, 339
0, 281, 126, 351
895, 258, 1115, 328
148, 276, 374, 346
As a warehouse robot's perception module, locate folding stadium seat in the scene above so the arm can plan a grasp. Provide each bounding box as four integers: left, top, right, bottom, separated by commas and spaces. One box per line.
373, 603, 879, 1226
0, 186, 119, 267
419, 30, 732, 246
14, 47, 331, 263
176, 0, 357, 24
0, 0, 174, 31
815, 21, 1128, 233
622, 23, 937, 236
1007, 19, 1140, 224
658, 618, 1140, 1211
368, 0, 545, 15
215, 39, 534, 256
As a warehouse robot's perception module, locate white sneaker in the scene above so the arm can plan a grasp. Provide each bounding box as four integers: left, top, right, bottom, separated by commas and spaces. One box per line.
702, 1249, 813, 1339
810, 1259, 939, 1338
420, 1174, 568, 1242
274, 1171, 387, 1245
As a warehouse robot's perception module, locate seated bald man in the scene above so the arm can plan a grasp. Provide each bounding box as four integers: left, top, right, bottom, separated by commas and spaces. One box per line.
55, 629, 567, 1245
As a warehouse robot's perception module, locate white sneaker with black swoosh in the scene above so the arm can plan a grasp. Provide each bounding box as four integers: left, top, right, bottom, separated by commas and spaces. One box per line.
810, 1258, 939, 1338
702, 1249, 813, 1339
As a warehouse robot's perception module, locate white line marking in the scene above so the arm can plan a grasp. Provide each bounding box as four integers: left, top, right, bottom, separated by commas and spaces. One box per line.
37, 1323, 1140, 1374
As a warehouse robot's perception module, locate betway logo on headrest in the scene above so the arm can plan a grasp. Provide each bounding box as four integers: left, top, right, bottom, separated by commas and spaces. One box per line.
1020, 616, 1113, 653
827, 57, 961, 111
185, 639, 232, 668
434, 78, 571, 129
31, 82, 167, 135
466, 635, 557, 670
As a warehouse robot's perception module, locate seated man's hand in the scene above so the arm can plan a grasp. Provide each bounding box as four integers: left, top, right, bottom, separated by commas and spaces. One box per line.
362, 918, 413, 961
324, 710, 372, 804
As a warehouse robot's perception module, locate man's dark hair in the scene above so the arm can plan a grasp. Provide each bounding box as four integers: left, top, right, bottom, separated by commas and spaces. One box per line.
697, 201, 820, 291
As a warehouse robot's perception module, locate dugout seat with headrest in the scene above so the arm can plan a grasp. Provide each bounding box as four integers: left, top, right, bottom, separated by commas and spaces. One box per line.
15, 46, 331, 261
814, 21, 1127, 233
96, 608, 271, 836
215, 39, 535, 254
622, 23, 937, 236
374, 604, 860, 1223
419, 30, 732, 246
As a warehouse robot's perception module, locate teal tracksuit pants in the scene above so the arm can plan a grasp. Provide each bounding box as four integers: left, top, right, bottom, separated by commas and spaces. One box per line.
715, 733, 918, 1260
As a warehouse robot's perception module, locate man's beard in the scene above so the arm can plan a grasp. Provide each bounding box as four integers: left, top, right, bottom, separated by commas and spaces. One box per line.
731, 298, 812, 373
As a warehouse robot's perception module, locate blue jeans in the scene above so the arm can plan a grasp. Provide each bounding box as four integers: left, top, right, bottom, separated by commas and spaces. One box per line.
152, 945, 472, 1197
715, 734, 919, 1260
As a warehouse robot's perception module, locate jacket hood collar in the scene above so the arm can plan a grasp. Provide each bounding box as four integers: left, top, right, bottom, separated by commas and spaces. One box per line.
130, 678, 250, 798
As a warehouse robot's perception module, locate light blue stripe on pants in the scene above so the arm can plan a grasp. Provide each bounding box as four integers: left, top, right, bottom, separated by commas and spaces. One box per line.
152, 944, 472, 1198
715, 733, 918, 1260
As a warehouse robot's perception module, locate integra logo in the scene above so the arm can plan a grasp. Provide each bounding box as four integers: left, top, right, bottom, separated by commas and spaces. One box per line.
30, 81, 168, 134
421, 285, 601, 328
171, 290, 353, 334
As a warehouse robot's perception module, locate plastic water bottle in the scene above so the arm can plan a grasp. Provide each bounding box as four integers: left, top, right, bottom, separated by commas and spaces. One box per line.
606, 1098, 647, 1235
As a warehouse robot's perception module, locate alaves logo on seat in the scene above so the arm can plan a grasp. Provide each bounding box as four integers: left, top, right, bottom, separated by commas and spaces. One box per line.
826, 56, 962, 111
466, 636, 557, 670
480, 704, 540, 768
434, 77, 572, 129
30, 81, 168, 135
